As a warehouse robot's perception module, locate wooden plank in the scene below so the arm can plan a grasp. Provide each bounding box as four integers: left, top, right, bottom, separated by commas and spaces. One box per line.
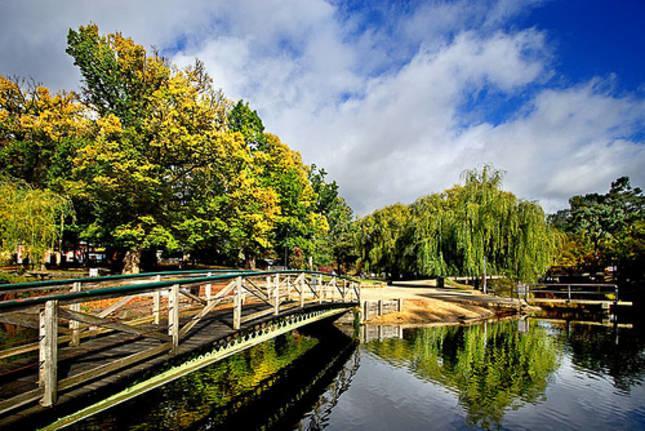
179, 288, 207, 305
153, 275, 162, 325
0, 312, 69, 333
233, 277, 242, 330
274, 274, 280, 316
69, 282, 81, 346
57, 342, 172, 392
98, 295, 135, 318
58, 308, 170, 342
39, 300, 58, 407
168, 285, 179, 352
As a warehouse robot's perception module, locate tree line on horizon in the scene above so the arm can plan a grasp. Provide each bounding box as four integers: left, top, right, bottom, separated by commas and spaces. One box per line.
354, 170, 643, 285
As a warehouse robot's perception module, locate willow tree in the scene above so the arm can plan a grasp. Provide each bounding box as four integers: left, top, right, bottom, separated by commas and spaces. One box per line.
450, 166, 559, 283
0, 178, 73, 267
355, 203, 410, 278
356, 166, 559, 283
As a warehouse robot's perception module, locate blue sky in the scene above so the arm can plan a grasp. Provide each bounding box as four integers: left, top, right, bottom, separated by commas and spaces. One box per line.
1, 0, 644, 214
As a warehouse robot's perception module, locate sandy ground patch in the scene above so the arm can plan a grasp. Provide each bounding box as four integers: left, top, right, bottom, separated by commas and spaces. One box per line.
360, 285, 520, 324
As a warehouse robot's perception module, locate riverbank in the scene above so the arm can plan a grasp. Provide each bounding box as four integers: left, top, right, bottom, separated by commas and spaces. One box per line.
360, 282, 523, 325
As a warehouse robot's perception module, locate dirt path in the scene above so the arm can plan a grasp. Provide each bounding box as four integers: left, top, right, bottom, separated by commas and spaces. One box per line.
361, 284, 521, 325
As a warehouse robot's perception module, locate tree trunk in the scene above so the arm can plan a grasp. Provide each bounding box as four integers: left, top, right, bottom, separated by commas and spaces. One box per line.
244, 254, 256, 270
122, 249, 142, 274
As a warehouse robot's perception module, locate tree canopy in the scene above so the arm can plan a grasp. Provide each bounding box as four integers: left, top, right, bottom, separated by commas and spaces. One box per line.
355, 166, 560, 282
0, 24, 351, 272
549, 177, 644, 285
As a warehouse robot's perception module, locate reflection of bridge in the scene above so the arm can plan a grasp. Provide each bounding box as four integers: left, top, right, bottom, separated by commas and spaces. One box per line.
0, 270, 360, 428
202, 328, 361, 430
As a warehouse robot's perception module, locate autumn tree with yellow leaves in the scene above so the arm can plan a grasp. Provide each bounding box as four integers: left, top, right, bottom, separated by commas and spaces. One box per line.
0, 24, 349, 272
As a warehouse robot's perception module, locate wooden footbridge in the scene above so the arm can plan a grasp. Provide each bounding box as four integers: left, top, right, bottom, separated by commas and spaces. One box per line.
0, 269, 360, 429
520, 283, 633, 309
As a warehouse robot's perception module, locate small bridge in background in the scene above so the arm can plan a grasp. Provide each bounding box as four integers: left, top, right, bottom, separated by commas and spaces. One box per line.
0, 269, 360, 429
520, 283, 632, 309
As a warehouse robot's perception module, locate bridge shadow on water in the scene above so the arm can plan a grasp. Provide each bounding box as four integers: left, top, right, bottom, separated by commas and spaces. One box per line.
67, 324, 359, 430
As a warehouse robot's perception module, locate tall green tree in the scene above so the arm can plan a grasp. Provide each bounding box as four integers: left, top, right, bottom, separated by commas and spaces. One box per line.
228, 100, 266, 150
355, 166, 559, 283
549, 177, 644, 285
309, 165, 357, 272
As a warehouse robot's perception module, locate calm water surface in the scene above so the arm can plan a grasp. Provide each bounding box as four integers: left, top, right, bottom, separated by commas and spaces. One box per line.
76, 318, 645, 430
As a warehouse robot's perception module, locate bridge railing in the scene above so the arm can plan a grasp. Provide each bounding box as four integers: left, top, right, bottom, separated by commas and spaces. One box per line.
519, 283, 619, 304
0, 270, 360, 415
0, 268, 250, 297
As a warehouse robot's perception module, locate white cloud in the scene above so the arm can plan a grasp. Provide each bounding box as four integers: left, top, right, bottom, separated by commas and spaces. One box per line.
1, 0, 643, 215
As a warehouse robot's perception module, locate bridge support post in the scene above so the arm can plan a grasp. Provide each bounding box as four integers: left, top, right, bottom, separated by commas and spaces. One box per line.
233, 277, 242, 330
378, 300, 383, 316
205, 272, 213, 304
153, 275, 162, 325
39, 300, 58, 407
168, 284, 180, 352
274, 274, 280, 315
319, 275, 324, 304
299, 273, 305, 308
363, 300, 369, 321
397, 298, 403, 312
69, 282, 81, 346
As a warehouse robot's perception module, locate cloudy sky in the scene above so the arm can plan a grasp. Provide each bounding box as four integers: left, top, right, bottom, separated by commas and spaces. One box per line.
1, 0, 644, 214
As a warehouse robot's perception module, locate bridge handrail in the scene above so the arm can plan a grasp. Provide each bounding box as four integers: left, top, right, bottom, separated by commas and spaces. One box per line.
519, 282, 619, 303
528, 283, 618, 288
0, 268, 251, 293
0, 270, 360, 312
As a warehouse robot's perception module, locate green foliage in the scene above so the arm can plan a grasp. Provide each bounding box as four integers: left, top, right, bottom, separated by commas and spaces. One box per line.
309, 165, 356, 270
549, 177, 644, 284
1, 24, 343, 273
367, 321, 560, 429
356, 166, 559, 282
228, 100, 266, 150
0, 178, 73, 266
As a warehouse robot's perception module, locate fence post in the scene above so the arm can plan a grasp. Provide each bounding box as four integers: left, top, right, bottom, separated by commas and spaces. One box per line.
614, 284, 619, 308
233, 276, 242, 329
205, 272, 213, 304
153, 274, 162, 325
378, 300, 383, 316
39, 300, 58, 406
319, 275, 324, 304
397, 298, 403, 312
69, 282, 81, 346
567, 284, 571, 302
299, 273, 305, 308
168, 284, 180, 352
363, 300, 369, 322
274, 274, 280, 315
266, 275, 272, 302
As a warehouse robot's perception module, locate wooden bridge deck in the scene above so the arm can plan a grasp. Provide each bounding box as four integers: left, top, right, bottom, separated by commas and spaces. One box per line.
0, 270, 360, 429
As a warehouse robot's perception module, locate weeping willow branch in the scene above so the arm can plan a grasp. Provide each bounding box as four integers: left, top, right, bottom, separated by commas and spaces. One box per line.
0, 177, 74, 267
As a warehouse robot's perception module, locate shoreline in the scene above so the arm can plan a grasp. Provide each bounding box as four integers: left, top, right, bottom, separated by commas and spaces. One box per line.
359, 285, 526, 326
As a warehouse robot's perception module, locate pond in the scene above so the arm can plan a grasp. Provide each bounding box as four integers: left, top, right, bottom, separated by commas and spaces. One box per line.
71, 317, 645, 430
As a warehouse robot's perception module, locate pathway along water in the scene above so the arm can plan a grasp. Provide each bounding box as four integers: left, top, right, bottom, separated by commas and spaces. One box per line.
50, 317, 645, 430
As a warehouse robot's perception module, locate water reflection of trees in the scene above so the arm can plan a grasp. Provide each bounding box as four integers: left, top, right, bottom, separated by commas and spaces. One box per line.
561, 323, 645, 392
78, 328, 359, 431
366, 321, 560, 429
78, 332, 318, 430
